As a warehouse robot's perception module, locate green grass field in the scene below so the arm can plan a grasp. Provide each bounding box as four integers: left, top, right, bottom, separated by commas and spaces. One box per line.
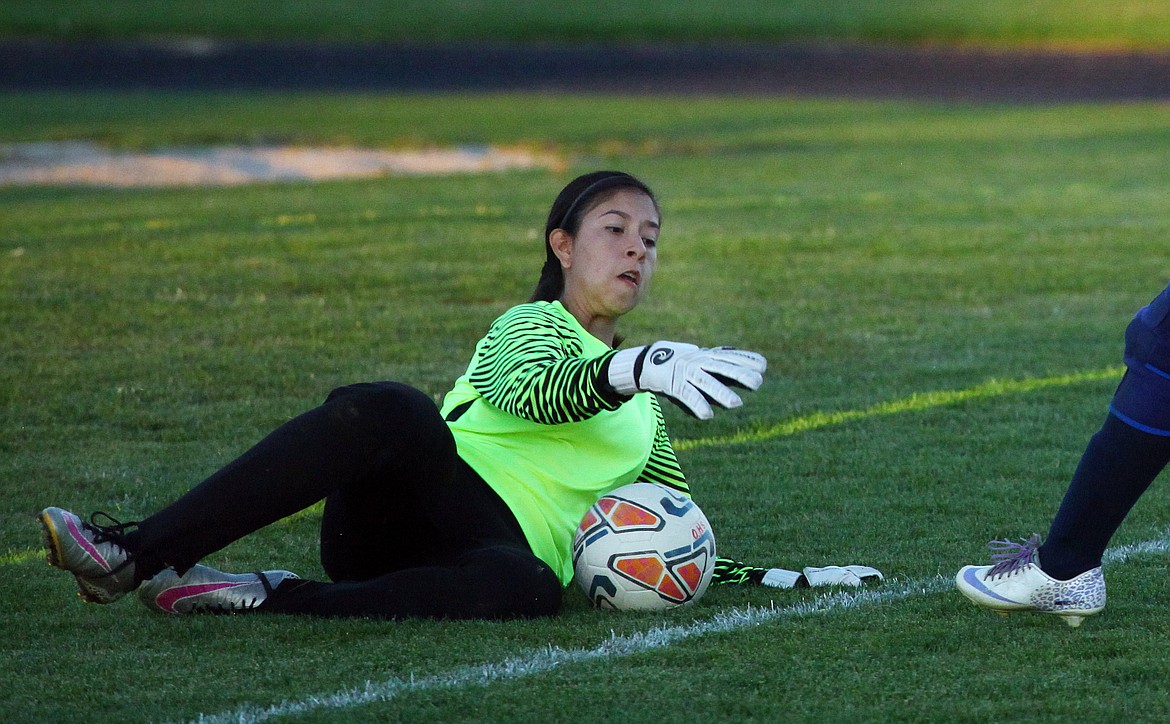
3, 0, 1170, 48
5, 3, 1170, 719
4, 91, 1170, 721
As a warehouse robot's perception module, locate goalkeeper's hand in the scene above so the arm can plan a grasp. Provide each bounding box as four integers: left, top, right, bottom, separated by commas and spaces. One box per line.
607, 341, 767, 420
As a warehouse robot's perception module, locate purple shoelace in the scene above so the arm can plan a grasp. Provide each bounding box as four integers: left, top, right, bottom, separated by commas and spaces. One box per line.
986, 533, 1042, 576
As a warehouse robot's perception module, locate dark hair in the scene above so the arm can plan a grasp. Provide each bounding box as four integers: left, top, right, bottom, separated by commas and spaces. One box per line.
529, 170, 659, 303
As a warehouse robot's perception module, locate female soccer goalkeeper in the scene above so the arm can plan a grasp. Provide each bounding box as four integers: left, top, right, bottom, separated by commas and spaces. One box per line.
40, 170, 877, 620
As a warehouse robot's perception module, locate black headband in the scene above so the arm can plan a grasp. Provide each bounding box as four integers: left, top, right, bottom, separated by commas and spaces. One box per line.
558, 174, 636, 232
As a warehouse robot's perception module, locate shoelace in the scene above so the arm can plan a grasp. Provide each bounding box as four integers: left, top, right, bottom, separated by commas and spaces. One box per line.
986, 533, 1042, 577
85, 511, 140, 577
87, 511, 138, 545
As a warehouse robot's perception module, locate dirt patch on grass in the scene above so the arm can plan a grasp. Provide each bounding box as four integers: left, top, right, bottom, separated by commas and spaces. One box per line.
0, 142, 560, 187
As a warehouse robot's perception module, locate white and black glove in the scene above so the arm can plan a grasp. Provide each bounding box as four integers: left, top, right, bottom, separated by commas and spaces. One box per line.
754, 565, 884, 589
607, 341, 767, 420
795, 565, 884, 588
713, 559, 883, 588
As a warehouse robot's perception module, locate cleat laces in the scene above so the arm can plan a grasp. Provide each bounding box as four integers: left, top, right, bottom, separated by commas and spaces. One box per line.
85, 511, 138, 577
985, 533, 1042, 578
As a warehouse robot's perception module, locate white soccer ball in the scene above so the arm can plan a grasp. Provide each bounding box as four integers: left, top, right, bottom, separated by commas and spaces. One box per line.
572, 482, 716, 611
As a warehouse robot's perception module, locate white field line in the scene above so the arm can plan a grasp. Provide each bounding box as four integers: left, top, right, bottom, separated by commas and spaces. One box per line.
60, 363, 1124, 722
188, 576, 951, 724
190, 530, 1170, 724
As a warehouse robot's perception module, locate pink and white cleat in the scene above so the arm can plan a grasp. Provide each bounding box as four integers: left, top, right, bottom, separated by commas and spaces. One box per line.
137, 563, 299, 614
39, 507, 138, 603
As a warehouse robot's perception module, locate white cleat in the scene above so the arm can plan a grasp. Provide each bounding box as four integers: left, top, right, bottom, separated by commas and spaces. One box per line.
956, 535, 1105, 628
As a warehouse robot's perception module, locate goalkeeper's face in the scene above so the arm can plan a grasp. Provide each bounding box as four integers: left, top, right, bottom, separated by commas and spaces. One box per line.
553, 188, 660, 326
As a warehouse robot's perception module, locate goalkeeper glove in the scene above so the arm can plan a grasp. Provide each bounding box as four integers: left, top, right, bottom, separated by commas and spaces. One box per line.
713, 558, 883, 588
799, 565, 884, 588
607, 341, 767, 420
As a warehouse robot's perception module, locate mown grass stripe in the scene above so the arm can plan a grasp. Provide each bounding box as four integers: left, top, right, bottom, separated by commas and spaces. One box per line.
675, 366, 1125, 452
189, 528, 1170, 724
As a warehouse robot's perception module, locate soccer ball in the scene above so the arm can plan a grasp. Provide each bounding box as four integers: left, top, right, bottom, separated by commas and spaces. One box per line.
572, 482, 716, 611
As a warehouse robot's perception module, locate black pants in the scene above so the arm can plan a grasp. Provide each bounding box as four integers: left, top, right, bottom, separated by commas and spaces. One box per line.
127, 382, 562, 620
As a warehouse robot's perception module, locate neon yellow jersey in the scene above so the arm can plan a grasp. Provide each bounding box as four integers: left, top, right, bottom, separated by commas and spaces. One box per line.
441, 301, 687, 586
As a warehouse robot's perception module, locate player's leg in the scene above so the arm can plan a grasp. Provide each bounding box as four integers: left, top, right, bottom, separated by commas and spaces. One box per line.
288, 451, 562, 619
260, 543, 563, 620
317, 454, 516, 582
135, 396, 563, 620
1040, 285, 1170, 577
139, 457, 562, 619
956, 282, 1170, 625
41, 381, 445, 603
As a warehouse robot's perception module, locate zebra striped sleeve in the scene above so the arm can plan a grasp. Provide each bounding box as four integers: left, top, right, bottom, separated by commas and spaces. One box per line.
636, 395, 689, 494
468, 305, 625, 425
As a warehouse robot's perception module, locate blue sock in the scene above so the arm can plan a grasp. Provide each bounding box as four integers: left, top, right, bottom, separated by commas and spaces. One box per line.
1040, 413, 1170, 580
